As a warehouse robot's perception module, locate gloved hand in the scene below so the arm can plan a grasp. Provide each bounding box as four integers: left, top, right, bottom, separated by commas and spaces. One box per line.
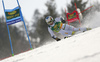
55, 37, 61, 41
52, 36, 61, 41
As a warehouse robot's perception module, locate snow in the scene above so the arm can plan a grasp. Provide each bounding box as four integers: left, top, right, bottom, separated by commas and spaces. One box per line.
1, 27, 100, 62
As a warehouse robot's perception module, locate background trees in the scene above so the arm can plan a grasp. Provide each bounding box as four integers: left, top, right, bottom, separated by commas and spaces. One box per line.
67, 0, 88, 17
30, 0, 59, 46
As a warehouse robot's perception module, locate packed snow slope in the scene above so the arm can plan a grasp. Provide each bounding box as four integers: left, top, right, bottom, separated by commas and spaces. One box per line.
1, 27, 100, 62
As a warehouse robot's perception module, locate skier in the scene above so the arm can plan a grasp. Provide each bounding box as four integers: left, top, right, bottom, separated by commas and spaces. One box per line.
45, 16, 91, 41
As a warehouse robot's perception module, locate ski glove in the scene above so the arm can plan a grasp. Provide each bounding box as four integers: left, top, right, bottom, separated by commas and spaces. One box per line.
52, 36, 61, 41
55, 38, 61, 41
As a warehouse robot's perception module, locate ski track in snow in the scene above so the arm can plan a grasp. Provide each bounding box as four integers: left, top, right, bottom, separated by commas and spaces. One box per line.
75, 52, 100, 61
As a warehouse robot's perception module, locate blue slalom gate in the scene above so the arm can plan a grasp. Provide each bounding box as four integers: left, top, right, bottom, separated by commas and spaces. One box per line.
2, 0, 32, 56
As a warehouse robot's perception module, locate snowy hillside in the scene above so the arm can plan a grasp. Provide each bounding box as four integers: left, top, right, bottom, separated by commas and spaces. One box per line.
1, 27, 100, 62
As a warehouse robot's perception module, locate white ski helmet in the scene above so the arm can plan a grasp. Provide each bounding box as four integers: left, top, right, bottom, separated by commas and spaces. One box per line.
45, 16, 54, 25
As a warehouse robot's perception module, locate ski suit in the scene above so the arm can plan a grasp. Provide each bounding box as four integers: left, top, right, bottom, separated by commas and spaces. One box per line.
48, 17, 87, 39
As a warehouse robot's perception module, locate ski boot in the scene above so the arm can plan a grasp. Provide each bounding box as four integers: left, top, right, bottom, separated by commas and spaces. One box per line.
72, 31, 75, 35
87, 28, 91, 30
64, 37, 68, 39
83, 28, 91, 32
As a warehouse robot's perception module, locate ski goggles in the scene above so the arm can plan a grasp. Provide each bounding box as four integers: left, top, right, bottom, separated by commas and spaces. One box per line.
48, 17, 54, 25
48, 20, 53, 24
